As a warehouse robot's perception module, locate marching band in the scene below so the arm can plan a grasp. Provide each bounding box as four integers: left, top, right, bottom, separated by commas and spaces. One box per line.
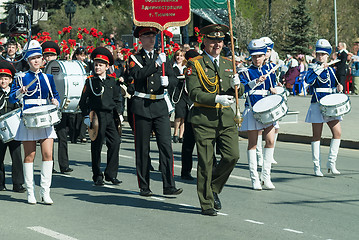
0, 23, 350, 217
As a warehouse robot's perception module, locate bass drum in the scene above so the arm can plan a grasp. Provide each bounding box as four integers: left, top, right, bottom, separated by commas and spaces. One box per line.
45, 60, 87, 113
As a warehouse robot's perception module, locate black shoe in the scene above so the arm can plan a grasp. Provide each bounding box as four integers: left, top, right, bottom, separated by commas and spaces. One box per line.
60, 167, 73, 174
173, 136, 179, 143
178, 138, 183, 143
13, 184, 26, 193
0, 185, 6, 191
150, 165, 155, 171
94, 177, 105, 186
140, 188, 153, 197
52, 168, 59, 174
213, 192, 222, 210
181, 174, 194, 181
201, 208, 217, 216
105, 177, 122, 185
163, 187, 183, 195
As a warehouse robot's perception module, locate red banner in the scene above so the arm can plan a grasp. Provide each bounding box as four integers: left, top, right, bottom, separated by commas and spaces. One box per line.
132, 0, 191, 31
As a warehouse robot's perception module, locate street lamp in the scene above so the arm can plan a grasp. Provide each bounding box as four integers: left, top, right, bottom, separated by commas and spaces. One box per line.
65, 0, 76, 27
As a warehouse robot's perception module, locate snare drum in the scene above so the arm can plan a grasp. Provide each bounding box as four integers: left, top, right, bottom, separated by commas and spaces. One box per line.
0, 109, 21, 143
275, 86, 289, 101
22, 105, 61, 129
319, 93, 351, 117
252, 95, 288, 124
45, 60, 87, 113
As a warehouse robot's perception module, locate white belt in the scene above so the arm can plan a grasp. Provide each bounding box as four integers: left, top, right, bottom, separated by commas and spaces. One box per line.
24, 99, 47, 105
316, 88, 336, 93
134, 91, 165, 100
249, 90, 269, 95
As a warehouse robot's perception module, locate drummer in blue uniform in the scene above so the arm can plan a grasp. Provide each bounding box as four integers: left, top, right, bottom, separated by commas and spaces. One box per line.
305, 39, 344, 177
0, 60, 25, 192
9, 40, 61, 205
239, 39, 278, 190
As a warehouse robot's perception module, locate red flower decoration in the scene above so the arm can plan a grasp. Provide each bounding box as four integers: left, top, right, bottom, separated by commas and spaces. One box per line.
58, 31, 62, 35
78, 27, 82, 31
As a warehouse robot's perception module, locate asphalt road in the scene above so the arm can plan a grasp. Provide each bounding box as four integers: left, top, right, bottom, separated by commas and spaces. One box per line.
1, 125, 358, 240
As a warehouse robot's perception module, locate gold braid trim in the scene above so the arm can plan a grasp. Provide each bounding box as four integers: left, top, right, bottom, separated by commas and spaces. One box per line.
193, 59, 218, 94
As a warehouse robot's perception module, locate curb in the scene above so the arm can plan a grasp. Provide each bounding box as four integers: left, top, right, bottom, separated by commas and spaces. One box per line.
238, 132, 359, 150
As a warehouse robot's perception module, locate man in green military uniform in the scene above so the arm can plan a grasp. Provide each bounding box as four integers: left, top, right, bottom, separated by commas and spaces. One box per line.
186, 24, 244, 216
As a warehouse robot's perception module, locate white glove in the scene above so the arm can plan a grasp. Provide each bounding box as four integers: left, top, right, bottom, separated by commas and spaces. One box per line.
156, 53, 167, 66
215, 95, 235, 106
161, 76, 169, 87
231, 73, 240, 89
84, 116, 91, 127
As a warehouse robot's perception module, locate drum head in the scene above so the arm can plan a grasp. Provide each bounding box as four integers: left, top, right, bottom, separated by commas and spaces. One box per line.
45, 60, 86, 110
275, 86, 285, 95
253, 95, 283, 112
23, 105, 55, 114
320, 93, 348, 106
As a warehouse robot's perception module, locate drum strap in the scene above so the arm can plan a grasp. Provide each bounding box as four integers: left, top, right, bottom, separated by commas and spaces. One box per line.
42, 73, 54, 100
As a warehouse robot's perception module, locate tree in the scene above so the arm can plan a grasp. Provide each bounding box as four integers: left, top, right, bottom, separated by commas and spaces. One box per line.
282, 0, 315, 55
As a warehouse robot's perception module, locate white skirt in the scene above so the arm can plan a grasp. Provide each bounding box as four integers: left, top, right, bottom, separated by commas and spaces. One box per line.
305, 103, 343, 123
15, 119, 57, 141
240, 107, 279, 131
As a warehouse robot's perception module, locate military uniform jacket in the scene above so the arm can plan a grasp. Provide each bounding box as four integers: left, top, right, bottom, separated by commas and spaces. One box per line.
79, 74, 121, 116
186, 53, 244, 128
305, 63, 337, 103
129, 48, 177, 118
0, 88, 20, 115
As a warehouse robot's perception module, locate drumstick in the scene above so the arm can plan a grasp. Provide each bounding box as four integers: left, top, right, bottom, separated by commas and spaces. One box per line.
16, 77, 38, 99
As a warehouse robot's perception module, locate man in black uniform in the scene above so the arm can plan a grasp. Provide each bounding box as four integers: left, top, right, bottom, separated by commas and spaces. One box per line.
42, 41, 74, 174
0, 60, 25, 192
129, 26, 182, 196
79, 47, 122, 186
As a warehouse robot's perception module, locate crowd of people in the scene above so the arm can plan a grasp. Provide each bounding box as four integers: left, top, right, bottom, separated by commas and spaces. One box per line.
0, 22, 353, 216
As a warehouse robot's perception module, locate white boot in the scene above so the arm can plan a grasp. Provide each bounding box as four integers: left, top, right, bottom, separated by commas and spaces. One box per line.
256, 135, 263, 167
311, 141, 323, 177
248, 150, 262, 190
40, 161, 54, 205
327, 139, 341, 175
271, 133, 278, 164
24, 162, 36, 204
261, 148, 275, 189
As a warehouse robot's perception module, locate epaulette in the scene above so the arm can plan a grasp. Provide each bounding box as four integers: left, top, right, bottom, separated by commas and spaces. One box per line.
87, 75, 94, 79
14, 71, 26, 78
188, 55, 203, 62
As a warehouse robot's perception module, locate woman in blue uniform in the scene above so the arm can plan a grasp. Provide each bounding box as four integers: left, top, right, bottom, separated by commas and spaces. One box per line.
305, 39, 343, 177
239, 39, 278, 190
9, 40, 60, 205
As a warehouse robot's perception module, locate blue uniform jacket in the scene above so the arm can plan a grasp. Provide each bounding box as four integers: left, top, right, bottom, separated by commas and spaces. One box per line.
305, 63, 337, 103
239, 63, 277, 107
9, 70, 60, 111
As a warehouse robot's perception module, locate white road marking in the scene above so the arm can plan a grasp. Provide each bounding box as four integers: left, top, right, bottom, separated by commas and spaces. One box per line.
245, 219, 264, 225
179, 203, 195, 207
151, 196, 165, 201
283, 228, 303, 234
27, 226, 78, 240
217, 212, 228, 216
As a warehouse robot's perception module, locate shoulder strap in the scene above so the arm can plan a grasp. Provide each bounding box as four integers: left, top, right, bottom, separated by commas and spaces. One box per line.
130, 54, 143, 69
42, 73, 54, 99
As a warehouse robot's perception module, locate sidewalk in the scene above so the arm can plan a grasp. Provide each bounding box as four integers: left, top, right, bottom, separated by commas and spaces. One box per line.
237, 94, 359, 149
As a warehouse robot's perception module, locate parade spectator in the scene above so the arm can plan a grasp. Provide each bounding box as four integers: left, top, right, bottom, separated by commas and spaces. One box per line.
334, 42, 348, 91
3, 38, 28, 72
350, 38, 359, 94
172, 50, 187, 143
283, 58, 300, 92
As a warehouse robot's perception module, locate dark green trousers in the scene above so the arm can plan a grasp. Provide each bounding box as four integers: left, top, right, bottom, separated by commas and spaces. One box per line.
193, 124, 239, 210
